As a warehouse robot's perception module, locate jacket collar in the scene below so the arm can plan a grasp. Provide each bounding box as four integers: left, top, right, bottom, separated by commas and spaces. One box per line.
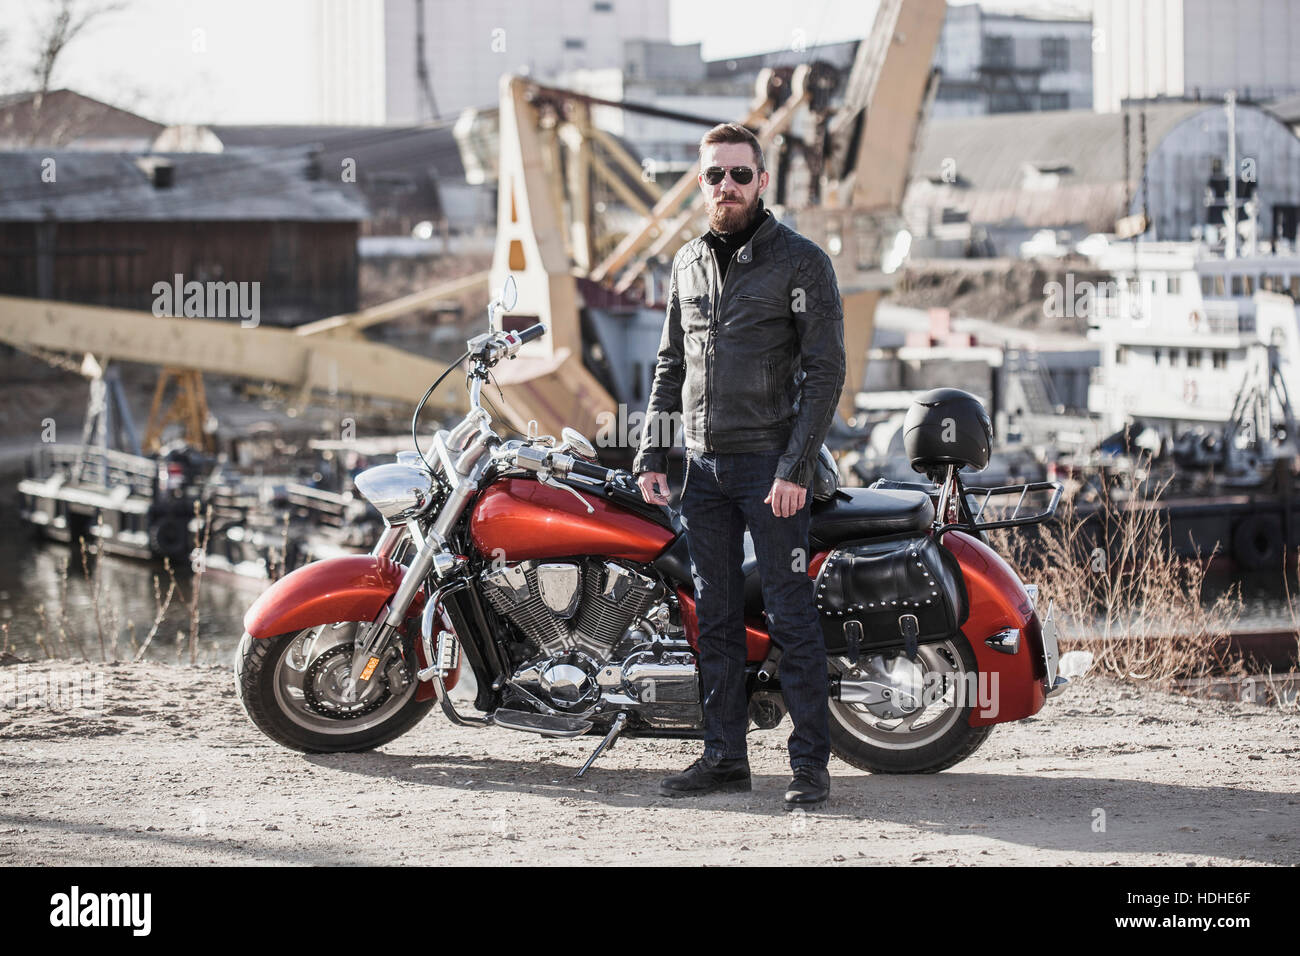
692, 202, 779, 266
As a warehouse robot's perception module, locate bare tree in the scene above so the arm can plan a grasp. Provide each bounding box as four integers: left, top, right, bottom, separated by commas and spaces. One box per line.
29, 0, 129, 95
0, 0, 131, 146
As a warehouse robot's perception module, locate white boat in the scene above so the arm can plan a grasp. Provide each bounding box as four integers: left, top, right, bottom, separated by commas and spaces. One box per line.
1086, 241, 1300, 436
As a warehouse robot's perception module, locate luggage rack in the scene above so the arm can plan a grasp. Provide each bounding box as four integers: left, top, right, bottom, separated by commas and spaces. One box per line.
945, 479, 1063, 535
868, 476, 1063, 536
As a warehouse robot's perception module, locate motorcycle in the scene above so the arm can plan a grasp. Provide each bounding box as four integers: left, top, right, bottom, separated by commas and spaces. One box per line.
235, 277, 1069, 777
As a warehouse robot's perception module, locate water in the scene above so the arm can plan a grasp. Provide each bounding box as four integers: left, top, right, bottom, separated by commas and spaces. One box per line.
1202, 566, 1300, 631
0, 499, 257, 665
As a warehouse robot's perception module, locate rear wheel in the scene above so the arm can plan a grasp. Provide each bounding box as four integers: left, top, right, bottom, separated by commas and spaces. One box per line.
235, 624, 434, 753
828, 634, 993, 774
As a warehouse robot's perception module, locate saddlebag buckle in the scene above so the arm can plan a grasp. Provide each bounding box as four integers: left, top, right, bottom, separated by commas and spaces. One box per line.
898, 613, 919, 661
842, 619, 863, 662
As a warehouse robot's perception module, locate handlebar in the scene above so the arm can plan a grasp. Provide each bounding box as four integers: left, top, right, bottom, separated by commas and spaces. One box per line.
516, 322, 546, 344
467, 323, 548, 367
500, 443, 623, 486
564, 456, 616, 483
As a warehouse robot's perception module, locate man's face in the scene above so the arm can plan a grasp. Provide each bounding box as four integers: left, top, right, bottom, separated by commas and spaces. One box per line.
699, 142, 768, 234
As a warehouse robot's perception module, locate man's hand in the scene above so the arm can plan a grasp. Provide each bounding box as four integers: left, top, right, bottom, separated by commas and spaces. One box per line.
637, 471, 671, 505
764, 477, 806, 517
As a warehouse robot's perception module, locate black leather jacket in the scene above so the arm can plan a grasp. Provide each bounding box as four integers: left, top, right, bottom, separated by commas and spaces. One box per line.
632, 211, 846, 488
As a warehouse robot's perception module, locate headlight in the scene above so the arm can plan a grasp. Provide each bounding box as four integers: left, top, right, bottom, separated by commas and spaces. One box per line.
353, 462, 435, 522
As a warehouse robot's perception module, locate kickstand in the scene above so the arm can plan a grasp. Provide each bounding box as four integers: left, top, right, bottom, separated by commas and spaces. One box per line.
575, 712, 628, 779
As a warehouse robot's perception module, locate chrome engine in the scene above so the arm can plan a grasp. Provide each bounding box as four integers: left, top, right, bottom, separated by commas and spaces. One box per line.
479, 558, 700, 728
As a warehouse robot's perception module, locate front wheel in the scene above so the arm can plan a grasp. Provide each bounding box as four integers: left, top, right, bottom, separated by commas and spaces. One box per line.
828, 634, 993, 774
235, 624, 434, 753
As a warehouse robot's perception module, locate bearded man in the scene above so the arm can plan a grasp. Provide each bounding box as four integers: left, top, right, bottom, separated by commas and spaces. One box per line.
633, 122, 846, 809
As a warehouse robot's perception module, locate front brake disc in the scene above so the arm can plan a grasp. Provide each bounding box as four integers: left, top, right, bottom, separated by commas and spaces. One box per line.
303, 643, 391, 719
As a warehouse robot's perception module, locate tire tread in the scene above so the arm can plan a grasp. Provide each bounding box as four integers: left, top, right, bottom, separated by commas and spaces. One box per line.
828, 633, 996, 774
235, 631, 434, 754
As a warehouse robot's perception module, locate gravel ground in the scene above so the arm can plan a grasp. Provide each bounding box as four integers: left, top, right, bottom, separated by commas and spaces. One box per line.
1, 658, 1297, 866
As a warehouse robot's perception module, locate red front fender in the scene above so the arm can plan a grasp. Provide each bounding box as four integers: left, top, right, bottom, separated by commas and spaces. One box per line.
243, 555, 426, 639
242, 555, 442, 700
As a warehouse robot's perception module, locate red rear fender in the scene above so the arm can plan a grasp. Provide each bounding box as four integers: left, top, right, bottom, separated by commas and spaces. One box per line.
944, 531, 1047, 725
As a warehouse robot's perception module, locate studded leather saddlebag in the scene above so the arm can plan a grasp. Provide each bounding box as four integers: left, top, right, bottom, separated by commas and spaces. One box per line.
813, 533, 968, 659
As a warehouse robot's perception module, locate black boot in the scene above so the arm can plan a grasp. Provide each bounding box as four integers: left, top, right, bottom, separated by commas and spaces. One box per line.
783, 765, 830, 809
658, 754, 751, 797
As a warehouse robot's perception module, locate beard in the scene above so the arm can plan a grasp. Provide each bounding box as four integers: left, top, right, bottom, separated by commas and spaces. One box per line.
707, 190, 760, 234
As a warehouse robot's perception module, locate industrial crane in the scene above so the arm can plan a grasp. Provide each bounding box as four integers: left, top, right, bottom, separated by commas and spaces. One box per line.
0, 0, 946, 453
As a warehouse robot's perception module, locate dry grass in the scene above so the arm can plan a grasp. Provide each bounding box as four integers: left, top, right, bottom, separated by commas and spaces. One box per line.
987, 454, 1247, 689
20, 512, 234, 667
1262, 550, 1300, 711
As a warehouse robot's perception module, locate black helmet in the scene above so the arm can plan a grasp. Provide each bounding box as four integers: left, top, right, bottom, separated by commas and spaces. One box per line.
811, 443, 838, 501
903, 387, 992, 475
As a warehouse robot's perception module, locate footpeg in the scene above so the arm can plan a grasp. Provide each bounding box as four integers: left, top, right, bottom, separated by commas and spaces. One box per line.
491, 708, 592, 738
757, 645, 782, 683
575, 712, 628, 778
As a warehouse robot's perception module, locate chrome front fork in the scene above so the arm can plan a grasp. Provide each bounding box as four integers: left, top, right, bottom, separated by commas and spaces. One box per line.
371, 524, 403, 561
343, 420, 494, 701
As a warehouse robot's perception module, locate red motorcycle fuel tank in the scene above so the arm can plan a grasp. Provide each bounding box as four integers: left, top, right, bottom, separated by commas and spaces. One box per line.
469, 477, 674, 562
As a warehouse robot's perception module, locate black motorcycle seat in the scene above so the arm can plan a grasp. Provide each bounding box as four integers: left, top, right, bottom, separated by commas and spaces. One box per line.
807, 487, 934, 551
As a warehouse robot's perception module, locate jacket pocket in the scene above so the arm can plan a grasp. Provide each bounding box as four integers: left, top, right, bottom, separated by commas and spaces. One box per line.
680, 294, 710, 333
737, 291, 787, 310
765, 355, 790, 421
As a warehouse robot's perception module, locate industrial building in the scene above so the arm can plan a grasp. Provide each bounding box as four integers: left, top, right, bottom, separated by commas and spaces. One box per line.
153, 122, 489, 237
384, 0, 672, 123
932, 2, 1094, 117
1092, 0, 1300, 112
904, 99, 1300, 256
0, 149, 366, 325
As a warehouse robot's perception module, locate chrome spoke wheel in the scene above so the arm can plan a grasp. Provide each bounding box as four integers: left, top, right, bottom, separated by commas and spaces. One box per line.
829, 640, 967, 750
271, 624, 417, 736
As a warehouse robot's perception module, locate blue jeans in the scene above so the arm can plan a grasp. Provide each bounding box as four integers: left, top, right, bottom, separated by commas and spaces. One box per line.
680, 448, 830, 772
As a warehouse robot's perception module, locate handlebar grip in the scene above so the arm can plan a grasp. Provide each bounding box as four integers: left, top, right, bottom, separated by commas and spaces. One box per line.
517, 323, 546, 344
567, 457, 613, 483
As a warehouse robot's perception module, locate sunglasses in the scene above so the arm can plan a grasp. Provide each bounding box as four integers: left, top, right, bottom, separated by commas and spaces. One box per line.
702, 165, 758, 186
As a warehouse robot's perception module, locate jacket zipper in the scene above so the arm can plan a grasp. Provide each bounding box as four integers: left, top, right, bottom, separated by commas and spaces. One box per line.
707, 245, 742, 452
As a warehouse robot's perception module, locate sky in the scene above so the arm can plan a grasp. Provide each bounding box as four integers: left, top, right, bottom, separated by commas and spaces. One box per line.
0, 0, 320, 124
0, 0, 1094, 125
668, 0, 884, 60
664, 0, 1092, 60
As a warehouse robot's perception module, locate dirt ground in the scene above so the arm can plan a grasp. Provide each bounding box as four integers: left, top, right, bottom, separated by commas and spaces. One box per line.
1, 658, 1297, 866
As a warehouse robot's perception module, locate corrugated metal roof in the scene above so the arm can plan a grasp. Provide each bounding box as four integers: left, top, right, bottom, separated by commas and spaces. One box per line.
904, 102, 1230, 232
210, 123, 466, 180
0, 147, 368, 222
1266, 93, 1300, 125
911, 102, 1210, 191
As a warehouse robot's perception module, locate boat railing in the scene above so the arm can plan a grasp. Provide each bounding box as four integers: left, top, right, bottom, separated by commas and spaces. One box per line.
204, 479, 351, 530
31, 443, 156, 497
1202, 300, 1253, 334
